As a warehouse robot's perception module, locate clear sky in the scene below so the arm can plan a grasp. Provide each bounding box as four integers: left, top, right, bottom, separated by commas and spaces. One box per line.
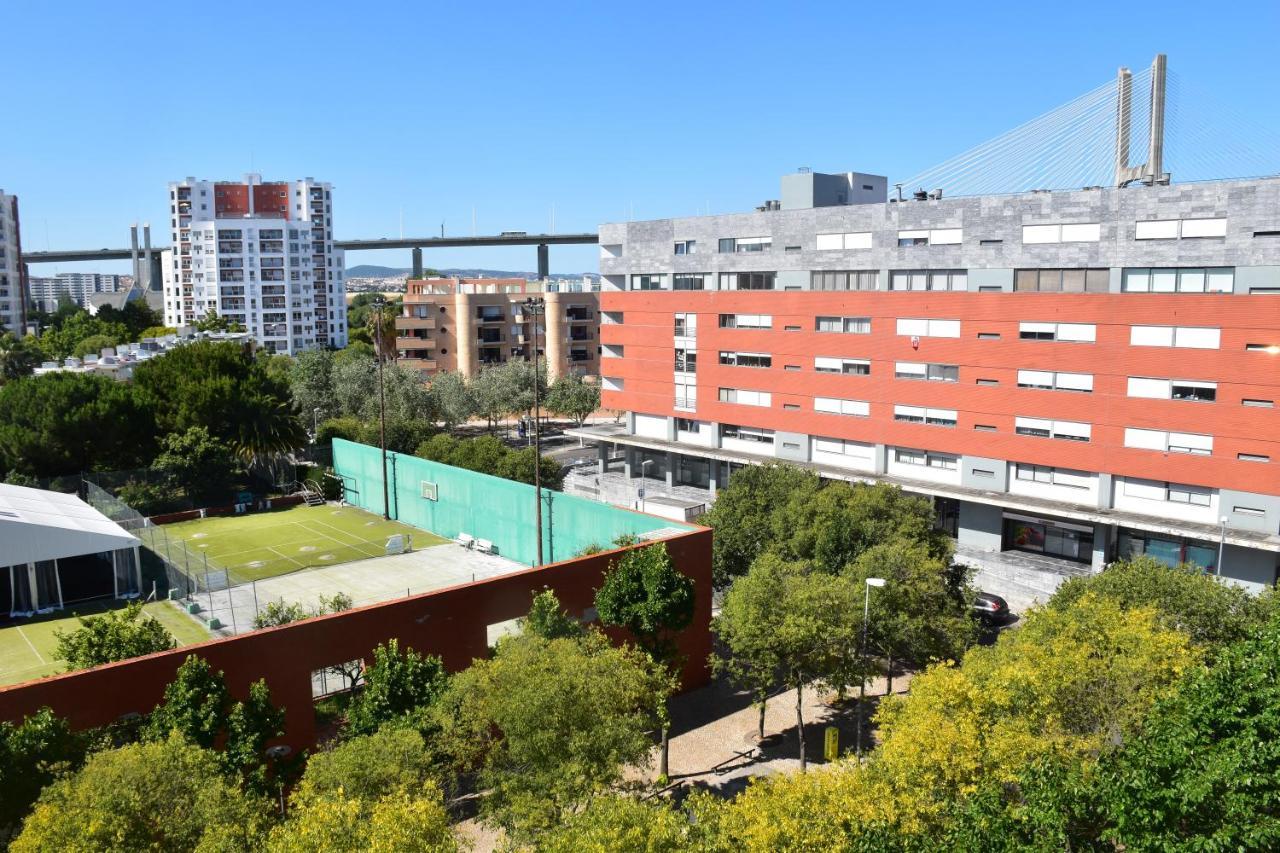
4, 0, 1278, 276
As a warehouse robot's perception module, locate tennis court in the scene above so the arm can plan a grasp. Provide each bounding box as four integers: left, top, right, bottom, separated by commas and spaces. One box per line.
0, 600, 211, 687
159, 504, 449, 584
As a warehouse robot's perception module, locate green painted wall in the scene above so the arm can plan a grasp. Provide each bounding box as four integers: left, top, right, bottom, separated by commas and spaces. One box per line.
332, 439, 691, 566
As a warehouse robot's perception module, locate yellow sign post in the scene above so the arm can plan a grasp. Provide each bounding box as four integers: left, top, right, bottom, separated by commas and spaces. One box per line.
824, 725, 839, 761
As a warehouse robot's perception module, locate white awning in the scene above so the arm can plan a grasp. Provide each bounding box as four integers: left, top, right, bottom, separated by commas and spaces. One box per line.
0, 484, 140, 567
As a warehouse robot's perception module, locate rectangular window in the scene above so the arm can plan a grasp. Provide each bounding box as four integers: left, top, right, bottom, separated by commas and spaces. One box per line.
1243, 399, 1274, 408
897, 228, 962, 246
1238, 453, 1270, 462
816, 232, 873, 250
631, 274, 665, 291
1017, 321, 1096, 342
674, 240, 697, 254
896, 362, 959, 382
719, 351, 772, 368
719, 237, 771, 253
815, 356, 870, 375
894, 448, 958, 469
889, 269, 968, 291
815, 315, 871, 333
1021, 223, 1101, 243
1017, 369, 1093, 392
1124, 427, 1213, 455
814, 397, 870, 417
673, 313, 697, 337
719, 313, 772, 329
894, 405, 957, 427
1122, 267, 1233, 293
721, 424, 774, 444
673, 274, 706, 291
674, 418, 701, 433
897, 318, 961, 338
718, 388, 771, 407
810, 270, 879, 291
1015, 417, 1091, 441
1014, 268, 1109, 292
1130, 325, 1221, 349
674, 348, 696, 373
1179, 218, 1228, 238
719, 272, 775, 291
1135, 220, 1180, 240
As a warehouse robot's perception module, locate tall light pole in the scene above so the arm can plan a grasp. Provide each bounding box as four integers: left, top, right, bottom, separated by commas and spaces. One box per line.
312, 407, 321, 442
855, 577, 886, 759
372, 296, 390, 520
1217, 515, 1228, 576
523, 296, 545, 567
639, 458, 653, 513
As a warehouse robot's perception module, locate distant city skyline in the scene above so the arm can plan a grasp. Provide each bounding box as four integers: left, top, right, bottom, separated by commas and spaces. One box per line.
5, 1, 1279, 276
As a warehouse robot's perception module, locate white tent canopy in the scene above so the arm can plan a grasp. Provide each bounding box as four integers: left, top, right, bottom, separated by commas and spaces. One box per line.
0, 483, 139, 567
1, 484, 142, 616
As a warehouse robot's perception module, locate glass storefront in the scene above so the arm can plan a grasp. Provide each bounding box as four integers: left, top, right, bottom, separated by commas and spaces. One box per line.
1002, 513, 1094, 563
676, 455, 711, 489
934, 498, 960, 538
1116, 529, 1218, 572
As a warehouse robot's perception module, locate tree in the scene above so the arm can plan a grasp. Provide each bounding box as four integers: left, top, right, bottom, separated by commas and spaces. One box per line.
427, 370, 474, 430
701, 463, 821, 588
132, 340, 305, 461
288, 348, 338, 422
194, 308, 244, 332
520, 588, 584, 640
138, 325, 177, 339
252, 600, 310, 629
545, 373, 600, 426
0, 371, 152, 477
713, 554, 861, 770
267, 785, 457, 853
293, 727, 445, 806
12, 735, 270, 853
535, 794, 696, 852
70, 332, 119, 359
0, 709, 87, 842
1097, 613, 1280, 851
469, 363, 515, 431
497, 445, 565, 489
772, 480, 952, 573
436, 631, 672, 842
0, 332, 42, 383
346, 639, 449, 736
33, 311, 128, 361
1050, 554, 1272, 649
595, 542, 695, 779
98, 299, 164, 339
151, 425, 240, 506
53, 602, 176, 670
846, 540, 976, 693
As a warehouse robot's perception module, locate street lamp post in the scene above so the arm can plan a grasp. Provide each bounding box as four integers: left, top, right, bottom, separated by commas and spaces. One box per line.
639, 458, 653, 513
855, 577, 886, 759
1217, 515, 1228, 576
372, 297, 390, 521
312, 407, 321, 442
523, 297, 546, 567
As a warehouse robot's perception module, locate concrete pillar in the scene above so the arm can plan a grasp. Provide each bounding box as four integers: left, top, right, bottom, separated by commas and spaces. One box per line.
666, 452, 676, 488
455, 291, 477, 379
544, 291, 566, 381
708, 462, 719, 497
411, 247, 423, 279
623, 447, 634, 479
537, 244, 549, 280
1091, 524, 1111, 572
1096, 473, 1114, 510
597, 441, 609, 474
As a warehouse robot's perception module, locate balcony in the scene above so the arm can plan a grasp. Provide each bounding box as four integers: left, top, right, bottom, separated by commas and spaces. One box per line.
259, 241, 284, 254
218, 241, 243, 253
476, 312, 506, 324
398, 316, 436, 330
566, 308, 594, 322
477, 332, 505, 344
396, 335, 435, 350
400, 357, 438, 372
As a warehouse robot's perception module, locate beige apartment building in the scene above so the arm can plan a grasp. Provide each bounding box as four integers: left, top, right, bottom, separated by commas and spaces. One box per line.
396, 277, 600, 380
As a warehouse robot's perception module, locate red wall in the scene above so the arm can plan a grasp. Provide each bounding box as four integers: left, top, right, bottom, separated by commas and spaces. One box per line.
601, 291, 1280, 495
0, 529, 712, 750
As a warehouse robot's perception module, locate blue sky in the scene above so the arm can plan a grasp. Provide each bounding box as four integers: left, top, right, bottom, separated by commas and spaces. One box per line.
5, 0, 1278, 276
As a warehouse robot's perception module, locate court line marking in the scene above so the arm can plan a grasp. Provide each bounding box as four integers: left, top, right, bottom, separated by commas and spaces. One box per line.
14, 626, 46, 665
265, 546, 307, 571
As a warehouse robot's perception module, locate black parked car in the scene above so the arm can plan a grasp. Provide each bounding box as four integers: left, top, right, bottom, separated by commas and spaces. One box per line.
972, 591, 1011, 625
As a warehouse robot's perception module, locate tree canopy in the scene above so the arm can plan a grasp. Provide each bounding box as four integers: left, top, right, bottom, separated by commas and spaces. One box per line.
53, 602, 176, 670
545, 372, 600, 426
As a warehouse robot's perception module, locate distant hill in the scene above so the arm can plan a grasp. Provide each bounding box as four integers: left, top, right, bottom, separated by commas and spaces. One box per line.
346, 264, 598, 280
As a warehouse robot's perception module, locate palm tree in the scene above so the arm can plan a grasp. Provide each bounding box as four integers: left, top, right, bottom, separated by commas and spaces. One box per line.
365, 299, 399, 363
233, 393, 307, 469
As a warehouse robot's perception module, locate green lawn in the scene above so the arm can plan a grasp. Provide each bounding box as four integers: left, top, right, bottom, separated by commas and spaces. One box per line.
156, 504, 448, 584
0, 600, 212, 687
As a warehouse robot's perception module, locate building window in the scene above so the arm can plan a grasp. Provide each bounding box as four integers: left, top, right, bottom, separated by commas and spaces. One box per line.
894, 405, 957, 427
719, 272, 775, 291
674, 313, 697, 337
814, 397, 869, 417
1016, 370, 1094, 392
718, 388, 771, 407
1122, 267, 1233, 293
1126, 377, 1216, 402
896, 362, 959, 382
1015, 417, 1091, 442
815, 356, 870, 375
674, 381, 696, 409
1021, 223, 1101, 243
1135, 218, 1227, 240
1014, 268, 1109, 292
675, 418, 701, 433
671, 274, 706, 291
1130, 326, 1220, 349
811, 270, 878, 291
894, 448, 958, 469
721, 424, 774, 444
718, 237, 772, 253
1018, 321, 1096, 342
889, 269, 968, 291
631, 274, 666, 291
719, 313, 772, 329
896, 318, 961, 338
674, 240, 697, 255
1124, 428, 1213, 456
897, 228, 962, 246
674, 348, 696, 373
816, 232, 872, 250
815, 315, 871, 333
719, 351, 772, 368
1014, 463, 1091, 488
